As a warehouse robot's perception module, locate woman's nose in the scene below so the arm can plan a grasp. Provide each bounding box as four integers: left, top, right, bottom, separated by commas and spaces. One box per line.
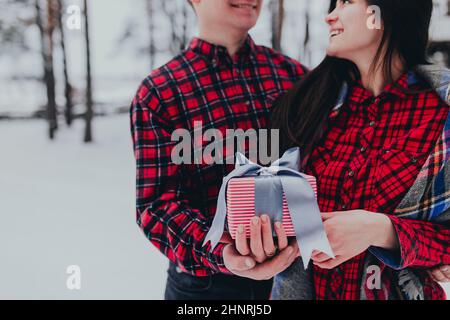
325, 11, 338, 25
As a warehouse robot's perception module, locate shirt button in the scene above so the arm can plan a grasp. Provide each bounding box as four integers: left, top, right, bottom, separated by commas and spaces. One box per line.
360, 147, 367, 153
245, 101, 251, 106
341, 204, 347, 210
411, 157, 417, 163
348, 170, 355, 177
369, 121, 377, 127
212, 59, 218, 67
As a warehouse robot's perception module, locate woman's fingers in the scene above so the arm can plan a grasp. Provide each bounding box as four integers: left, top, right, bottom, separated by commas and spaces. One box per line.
235, 224, 250, 256
439, 266, 450, 282
261, 215, 277, 258
429, 268, 447, 282
311, 251, 332, 263
274, 221, 288, 250
428, 266, 450, 282
250, 217, 266, 263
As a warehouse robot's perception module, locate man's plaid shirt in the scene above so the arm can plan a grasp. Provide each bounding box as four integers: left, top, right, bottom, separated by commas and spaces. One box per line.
130, 36, 306, 276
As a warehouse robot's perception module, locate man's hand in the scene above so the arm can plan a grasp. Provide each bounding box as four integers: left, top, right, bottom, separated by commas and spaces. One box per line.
428, 265, 450, 282
222, 215, 300, 280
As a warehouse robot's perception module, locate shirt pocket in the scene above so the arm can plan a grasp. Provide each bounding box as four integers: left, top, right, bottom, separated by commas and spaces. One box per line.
371, 146, 427, 212
306, 144, 332, 179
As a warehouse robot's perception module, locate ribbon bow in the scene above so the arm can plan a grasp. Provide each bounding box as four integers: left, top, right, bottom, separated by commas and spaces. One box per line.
203, 147, 334, 269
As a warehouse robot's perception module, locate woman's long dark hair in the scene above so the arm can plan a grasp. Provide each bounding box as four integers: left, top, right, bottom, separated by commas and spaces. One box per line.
271, 0, 433, 163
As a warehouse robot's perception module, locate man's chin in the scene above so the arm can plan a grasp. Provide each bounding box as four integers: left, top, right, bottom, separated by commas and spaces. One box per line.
230, 20, 258, 33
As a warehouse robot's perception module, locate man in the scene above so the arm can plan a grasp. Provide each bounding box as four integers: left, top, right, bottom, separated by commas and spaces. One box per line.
130, 0, 307, 300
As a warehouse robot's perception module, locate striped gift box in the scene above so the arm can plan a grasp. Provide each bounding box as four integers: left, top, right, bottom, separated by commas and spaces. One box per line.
226, 175, 318, 239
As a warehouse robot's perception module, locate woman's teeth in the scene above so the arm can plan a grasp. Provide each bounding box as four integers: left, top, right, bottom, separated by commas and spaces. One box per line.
330, 30, 344, 38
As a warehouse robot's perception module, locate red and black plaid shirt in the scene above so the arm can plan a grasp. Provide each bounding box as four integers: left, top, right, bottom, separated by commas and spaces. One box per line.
305, 72, 450, 300
130, 36, 306, 276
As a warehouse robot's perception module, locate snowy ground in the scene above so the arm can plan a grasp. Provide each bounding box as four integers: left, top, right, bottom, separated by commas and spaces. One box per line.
0, 114, 449, 299
0, 114, 167, 299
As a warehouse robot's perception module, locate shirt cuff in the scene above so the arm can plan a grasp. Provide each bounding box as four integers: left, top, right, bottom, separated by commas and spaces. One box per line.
368, 215, 417, 270
205, 242, 233, 275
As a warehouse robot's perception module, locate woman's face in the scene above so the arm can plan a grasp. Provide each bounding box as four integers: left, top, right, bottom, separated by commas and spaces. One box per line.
325, 0, 384, 62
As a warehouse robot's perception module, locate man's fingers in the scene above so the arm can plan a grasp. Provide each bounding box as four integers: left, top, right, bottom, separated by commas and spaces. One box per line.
223, 244, 256, 272
263, 245, 296, 271
261, 215, 277, 257
235, 225, 250, 256
274, 221, 288, 250
232, 245, 298, 281
250, 217, 266, 263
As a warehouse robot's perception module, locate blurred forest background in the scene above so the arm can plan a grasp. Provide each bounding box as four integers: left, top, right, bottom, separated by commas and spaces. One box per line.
0, 0, 450, 299
1, 0, 448, 141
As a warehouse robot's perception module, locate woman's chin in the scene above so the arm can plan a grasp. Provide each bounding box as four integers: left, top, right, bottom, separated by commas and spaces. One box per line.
326, 47, 339, 57
326, 46, 349, 60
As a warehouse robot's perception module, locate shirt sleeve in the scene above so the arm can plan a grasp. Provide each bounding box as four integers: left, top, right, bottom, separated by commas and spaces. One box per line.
129, 84, 231, 277
369, 215, 450, 270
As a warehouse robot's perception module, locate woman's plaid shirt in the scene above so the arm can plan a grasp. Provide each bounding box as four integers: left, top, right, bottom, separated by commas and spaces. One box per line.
130, 36, 306, 276
305, 71, 450, 300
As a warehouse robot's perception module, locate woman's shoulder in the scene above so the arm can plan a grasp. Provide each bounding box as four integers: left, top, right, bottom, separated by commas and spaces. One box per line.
414, 64, 450, 106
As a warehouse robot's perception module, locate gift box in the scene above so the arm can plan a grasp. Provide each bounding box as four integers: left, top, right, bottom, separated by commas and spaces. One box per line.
203, 147, 333, 269
226, 175, 317, 239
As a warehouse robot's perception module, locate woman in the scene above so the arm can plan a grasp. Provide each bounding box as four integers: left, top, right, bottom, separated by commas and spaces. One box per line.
270, 0, 450, 299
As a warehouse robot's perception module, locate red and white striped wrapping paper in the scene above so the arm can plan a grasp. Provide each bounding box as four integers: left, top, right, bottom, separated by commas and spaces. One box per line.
226, 175, 318, 239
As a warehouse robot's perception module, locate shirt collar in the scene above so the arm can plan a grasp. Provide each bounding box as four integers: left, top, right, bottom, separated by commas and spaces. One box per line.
346, 71, 413, 109
188, 34, 257, 64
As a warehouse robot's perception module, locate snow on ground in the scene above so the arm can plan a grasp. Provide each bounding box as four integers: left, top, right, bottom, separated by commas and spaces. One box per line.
0, 114, 449, 299
0, 114, 167, 299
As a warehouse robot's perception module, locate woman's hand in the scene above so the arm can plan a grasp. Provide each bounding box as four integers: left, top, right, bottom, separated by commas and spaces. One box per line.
236, 215, 289, 263
222, 215, 300, 280
428, 265, 450, 282
312, 210, 399, 269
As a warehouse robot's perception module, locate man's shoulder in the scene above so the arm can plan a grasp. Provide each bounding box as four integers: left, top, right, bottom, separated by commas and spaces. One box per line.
143, 51, 194, 90
253, 44, 308, 76
134, 51, 196, 104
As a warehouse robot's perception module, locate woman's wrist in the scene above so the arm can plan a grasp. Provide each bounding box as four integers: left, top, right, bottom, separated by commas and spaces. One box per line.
369, 212, 399, 250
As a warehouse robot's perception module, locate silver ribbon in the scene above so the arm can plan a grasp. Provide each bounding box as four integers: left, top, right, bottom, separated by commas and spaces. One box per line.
203, 147, 334, 269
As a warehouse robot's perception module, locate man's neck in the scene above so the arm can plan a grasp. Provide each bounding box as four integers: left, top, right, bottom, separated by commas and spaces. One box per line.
198, 28, 249, 57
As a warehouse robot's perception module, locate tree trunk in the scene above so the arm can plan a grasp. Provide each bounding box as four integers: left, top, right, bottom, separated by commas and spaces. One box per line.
83, 0, 93, 143
161, 0, 180, 54
270, 0, 284, 52
36, 0, 58, 139
180, 1, 188, 50
57, 0, 74, 126
146, 0, 155, 69
302, 1, 311, 65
